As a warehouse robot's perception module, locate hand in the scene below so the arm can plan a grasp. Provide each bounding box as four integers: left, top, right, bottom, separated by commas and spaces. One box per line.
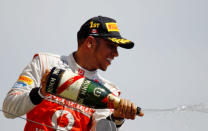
112, 98, 137, 120
40, 69, 50, 96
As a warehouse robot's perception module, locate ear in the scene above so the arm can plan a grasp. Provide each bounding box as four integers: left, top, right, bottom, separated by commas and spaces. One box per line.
85, 36, 96, 50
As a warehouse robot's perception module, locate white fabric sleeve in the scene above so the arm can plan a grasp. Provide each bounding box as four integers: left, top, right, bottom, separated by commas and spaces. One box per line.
90, 108, 113, 131
2, 55, 42, 118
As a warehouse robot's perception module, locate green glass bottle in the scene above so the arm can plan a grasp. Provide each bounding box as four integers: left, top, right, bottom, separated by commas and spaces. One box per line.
77, 78, 114, 108
46, 67, 143, 116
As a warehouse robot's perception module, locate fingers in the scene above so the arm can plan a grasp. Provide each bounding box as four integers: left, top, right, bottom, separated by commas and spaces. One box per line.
113, 99, 137, 120
131, 103, 137, 119
40, 69, 50, 96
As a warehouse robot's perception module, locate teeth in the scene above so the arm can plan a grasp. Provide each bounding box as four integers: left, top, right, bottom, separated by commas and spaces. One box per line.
107, 58, 112, 63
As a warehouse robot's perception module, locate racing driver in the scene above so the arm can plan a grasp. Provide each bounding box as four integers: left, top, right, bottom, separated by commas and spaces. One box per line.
3, 16, 138, 131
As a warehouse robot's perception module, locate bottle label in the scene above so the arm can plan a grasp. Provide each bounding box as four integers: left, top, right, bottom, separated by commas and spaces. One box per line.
78, 79, 91, 104
46, 67, 65, 94
58, 77, 85, 101
57, 70, 85, 101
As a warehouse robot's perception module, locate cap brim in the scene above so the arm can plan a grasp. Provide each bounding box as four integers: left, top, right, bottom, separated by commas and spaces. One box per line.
106, 37, 134, 49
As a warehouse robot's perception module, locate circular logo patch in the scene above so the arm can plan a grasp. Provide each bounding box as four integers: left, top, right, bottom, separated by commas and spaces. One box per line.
51, 110, 75, 130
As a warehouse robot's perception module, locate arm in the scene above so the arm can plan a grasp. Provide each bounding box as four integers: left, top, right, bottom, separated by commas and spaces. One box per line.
2, 55, 43, 118
90, 108, 113, 131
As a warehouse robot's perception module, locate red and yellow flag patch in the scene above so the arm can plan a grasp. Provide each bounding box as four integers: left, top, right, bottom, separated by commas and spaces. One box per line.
18, 76, 33, 85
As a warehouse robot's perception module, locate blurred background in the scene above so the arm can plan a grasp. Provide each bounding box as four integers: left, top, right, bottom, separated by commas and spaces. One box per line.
0, 0, 208, 130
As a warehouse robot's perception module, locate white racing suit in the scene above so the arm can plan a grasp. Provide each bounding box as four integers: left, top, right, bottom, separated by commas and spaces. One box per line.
3, 52, 121, 131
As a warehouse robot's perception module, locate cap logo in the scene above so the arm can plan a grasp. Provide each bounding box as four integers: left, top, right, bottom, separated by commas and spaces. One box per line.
108, 38, 130, 44
90, 21, 100, 28
106, 23, 119, 32
91, 29, 98, 34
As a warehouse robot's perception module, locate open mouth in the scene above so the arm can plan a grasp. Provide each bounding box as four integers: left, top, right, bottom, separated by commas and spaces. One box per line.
106, 58, 113, 64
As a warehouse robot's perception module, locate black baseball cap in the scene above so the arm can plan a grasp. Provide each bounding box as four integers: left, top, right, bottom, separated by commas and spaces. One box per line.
77, 16, 134, 49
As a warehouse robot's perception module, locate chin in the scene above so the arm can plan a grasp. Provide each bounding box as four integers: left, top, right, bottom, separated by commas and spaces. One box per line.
100, 67, 107, 71
100, 65, 108, 71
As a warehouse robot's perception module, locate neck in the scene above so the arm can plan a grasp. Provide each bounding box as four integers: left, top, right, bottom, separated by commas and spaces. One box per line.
73, 51, 97, 71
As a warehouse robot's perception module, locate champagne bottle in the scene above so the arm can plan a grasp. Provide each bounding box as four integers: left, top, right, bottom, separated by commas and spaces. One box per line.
46, 67, 143, 116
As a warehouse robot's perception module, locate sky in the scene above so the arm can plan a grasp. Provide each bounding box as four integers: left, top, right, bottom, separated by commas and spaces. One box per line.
0, 0, 208, 130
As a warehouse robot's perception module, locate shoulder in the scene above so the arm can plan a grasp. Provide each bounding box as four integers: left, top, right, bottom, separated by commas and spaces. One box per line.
33, 52, 61, 60
32, 52, 68, 71
97, 74, 121, 96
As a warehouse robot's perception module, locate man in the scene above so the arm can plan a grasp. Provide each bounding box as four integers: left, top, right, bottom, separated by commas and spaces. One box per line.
3, 16, 140, 131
